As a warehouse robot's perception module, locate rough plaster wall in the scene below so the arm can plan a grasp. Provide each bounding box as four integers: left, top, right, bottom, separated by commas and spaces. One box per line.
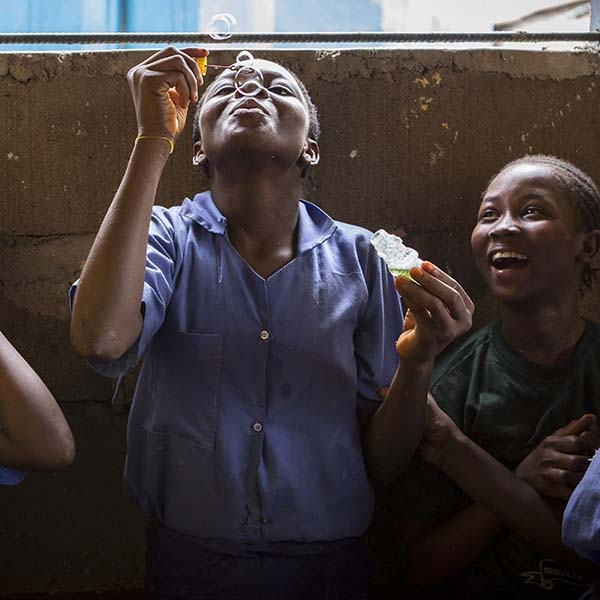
0, 48, 600, 592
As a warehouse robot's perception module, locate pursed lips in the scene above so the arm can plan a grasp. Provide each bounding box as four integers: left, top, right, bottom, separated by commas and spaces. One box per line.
230, 99, 268, 115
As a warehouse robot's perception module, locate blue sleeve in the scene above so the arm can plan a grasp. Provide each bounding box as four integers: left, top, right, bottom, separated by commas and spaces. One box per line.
354, 247, 403, 419
562, 452, 600, 563
0, 466, 27, 486
69, 206, 180, 379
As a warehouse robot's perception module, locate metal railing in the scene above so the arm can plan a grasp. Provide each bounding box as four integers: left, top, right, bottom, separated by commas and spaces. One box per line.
0, 31, 599, 45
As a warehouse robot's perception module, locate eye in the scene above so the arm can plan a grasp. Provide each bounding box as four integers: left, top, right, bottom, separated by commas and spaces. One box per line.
522, 205, 544, 218
269, 85, 294, 96
478, 208, 499, 222
213, 84, 235, 96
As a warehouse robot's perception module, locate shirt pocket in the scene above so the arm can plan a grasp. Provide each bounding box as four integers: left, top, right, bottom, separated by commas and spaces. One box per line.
144, 330, 222, 451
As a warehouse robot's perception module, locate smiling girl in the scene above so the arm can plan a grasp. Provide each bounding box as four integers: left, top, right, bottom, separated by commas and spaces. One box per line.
391, 155, 600, 600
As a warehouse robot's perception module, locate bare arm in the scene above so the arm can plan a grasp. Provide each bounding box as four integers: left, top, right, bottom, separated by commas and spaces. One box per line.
401, 504, 502, 588
0, 331, 74, 470
363, 262, 474, 485
515, 414, 599, 500
423, 396, 600, 577
70, 47, 207, 361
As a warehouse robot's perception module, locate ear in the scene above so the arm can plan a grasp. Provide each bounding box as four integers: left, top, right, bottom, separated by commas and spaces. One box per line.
192, 140, 208, 168
301, 137, 320, 168
577, 229, 600, 263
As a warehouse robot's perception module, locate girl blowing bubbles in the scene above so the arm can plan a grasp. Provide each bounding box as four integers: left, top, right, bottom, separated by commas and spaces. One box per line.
392, 156, 600, 600
69, 47, 472, 599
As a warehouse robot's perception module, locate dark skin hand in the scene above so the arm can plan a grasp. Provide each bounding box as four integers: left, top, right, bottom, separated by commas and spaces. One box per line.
516, 414, 600, 500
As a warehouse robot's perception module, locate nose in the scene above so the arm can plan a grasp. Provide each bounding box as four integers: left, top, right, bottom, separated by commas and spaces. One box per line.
489, 213, 519, 239
234, 67, 268, 98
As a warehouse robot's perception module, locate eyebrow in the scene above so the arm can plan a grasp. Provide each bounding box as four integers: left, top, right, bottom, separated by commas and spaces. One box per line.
482, 191, 548, 203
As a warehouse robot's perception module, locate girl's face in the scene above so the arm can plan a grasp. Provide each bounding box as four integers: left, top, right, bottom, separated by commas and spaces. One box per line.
195, 60, 318, 172
471, 163, 588, 306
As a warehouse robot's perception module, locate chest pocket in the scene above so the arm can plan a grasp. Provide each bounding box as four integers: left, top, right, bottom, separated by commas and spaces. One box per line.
144, 330, 222, 451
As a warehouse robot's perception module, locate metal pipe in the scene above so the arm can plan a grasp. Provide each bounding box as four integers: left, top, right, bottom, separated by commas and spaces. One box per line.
1, 31, 600, 45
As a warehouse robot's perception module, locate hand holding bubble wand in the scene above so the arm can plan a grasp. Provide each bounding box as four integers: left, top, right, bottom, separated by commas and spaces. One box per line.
196, 50, 268, 98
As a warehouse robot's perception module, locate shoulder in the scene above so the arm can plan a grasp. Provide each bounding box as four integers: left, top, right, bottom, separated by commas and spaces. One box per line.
583, 319, 600, 350
577, 319, 600, 373
150, 199, 194, 227
328, 218, 380, 266
431, 323, 496, 384
149, 192, 218, 241
300, 202, 383, 273
330, 218, 375, 251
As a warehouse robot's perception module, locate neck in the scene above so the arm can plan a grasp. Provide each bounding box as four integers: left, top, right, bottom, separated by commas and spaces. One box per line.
500, 300, 585, 367
211, 170, 301, 237
209, 170, 302, 278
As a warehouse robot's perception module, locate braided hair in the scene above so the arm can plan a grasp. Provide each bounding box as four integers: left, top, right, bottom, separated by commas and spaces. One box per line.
491, 155, 600, 292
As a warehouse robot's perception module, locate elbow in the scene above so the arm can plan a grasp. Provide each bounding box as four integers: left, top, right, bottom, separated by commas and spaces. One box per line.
35, 425, 76, 471
398, 561, 425, 590
70, 321, 131, 362
54, 429, 76, 468
399, 541, 444, 590
43, 438, 75, 470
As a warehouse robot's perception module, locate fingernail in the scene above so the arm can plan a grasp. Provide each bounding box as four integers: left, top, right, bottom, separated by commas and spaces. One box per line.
422, 261, 436, 273
411, 267, 424, 279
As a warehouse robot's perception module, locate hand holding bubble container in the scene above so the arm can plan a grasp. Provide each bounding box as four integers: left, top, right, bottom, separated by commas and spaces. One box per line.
371, 229, 423, 282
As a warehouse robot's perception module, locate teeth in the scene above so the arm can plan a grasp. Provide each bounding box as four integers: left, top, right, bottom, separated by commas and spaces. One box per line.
491, 251, 527, 262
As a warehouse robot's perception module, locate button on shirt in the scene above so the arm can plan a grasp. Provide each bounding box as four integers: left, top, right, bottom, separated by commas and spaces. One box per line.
72, 192, 403, 543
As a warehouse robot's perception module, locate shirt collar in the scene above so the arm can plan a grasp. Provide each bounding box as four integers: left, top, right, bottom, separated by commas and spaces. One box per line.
180, 191, 338, 253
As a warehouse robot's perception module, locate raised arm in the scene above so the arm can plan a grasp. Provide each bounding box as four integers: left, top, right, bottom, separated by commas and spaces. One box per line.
0, 331, 74, 470
70, 47, 207, 361
363, 262, 474, 485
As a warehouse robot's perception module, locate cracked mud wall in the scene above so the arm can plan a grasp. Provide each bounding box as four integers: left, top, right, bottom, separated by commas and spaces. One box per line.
1, 48, 600, 592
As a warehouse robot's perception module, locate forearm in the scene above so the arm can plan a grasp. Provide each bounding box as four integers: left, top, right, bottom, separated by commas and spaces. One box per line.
0, 332, 74, 470
71, 142, 169, 360
436, 432, 597, 573
402, 503, 502, 588
364, 359, 432, 485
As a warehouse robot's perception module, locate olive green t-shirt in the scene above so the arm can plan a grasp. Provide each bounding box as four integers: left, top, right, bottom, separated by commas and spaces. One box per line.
392, 320, 600, 599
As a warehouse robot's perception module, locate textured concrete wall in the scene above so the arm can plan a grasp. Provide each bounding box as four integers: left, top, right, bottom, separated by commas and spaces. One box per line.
1, 48, 600, 593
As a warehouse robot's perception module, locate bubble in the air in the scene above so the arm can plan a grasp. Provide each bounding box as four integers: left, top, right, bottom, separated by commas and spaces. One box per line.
208, 13, 238, 40
236, 79, 266, 97
234, 65, 266, 97
234, 50, 254, 68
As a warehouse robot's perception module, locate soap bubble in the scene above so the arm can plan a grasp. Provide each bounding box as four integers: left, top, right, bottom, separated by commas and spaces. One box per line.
234, 66, 265, 97
231, 50, 265, 97
234, 50, 254, 68
208, 13, 238, 41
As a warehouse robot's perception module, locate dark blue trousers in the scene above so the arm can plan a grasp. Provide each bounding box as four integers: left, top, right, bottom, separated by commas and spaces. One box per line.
144, 522, 371, 600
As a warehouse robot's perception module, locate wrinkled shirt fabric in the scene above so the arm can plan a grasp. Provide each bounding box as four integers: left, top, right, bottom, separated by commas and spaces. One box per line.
71, 192, 403, 543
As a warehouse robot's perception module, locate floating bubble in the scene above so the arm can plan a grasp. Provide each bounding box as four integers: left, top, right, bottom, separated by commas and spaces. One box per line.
234, 50, 254, 68
236, 79, 267, 97
234, 66, 265, 97
208, 13, 238, 41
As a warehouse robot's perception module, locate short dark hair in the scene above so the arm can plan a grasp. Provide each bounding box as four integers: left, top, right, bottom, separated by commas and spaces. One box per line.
191, 62, 321, 154
489, 154, 600, 292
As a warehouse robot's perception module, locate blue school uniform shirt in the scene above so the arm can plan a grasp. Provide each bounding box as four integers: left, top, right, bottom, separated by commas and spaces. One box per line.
71, 192, 403, 543
563, 451, 600, 564
0, 467, 26, 486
